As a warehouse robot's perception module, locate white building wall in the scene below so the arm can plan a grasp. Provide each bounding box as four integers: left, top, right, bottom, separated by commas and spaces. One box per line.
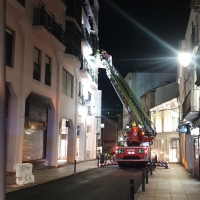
178, 9, 199, 171
150, 98, 180, 162
6, 0, 100, 172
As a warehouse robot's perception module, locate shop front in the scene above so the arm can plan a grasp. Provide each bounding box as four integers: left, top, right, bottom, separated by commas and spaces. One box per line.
192, 127, 200, 179
59, 118, 69, 160
23, 93, 48, 163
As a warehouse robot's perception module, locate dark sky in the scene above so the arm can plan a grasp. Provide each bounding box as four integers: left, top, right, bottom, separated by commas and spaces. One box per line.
97, 0, 191, 117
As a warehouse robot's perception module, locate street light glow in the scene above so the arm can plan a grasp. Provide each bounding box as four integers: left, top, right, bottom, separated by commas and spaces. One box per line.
178, 52, 192, 67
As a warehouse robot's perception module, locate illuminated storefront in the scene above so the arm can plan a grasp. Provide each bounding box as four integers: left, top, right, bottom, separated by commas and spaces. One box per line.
192, 127, 200, 179
23, 93, 48, 162
59, 118, 69, 159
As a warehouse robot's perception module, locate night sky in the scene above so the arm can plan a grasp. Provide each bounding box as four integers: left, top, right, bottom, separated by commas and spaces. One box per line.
97, 0, 191, 117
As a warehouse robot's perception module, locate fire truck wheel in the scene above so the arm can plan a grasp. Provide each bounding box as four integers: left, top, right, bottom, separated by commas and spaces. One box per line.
118, 162, 125, 168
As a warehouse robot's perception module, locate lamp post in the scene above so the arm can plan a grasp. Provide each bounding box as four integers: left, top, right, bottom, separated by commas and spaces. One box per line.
0, 0, 6, 199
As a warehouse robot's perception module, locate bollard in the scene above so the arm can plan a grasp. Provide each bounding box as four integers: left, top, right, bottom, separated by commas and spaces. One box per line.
145, 167, 148, 184
97, 156, 100, 168
100, 154, 105, 167
130, 178, 134, 200
150, 161, 152, 175
142, 168, 145, 192
74, 160, 76, 173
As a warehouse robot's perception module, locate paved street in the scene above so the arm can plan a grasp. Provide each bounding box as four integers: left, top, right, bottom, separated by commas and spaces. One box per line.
6, 165, 142, 200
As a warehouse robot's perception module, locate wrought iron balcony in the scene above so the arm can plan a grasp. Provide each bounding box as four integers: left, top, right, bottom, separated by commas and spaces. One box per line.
78, 94, 85, 105
88, 106, 92, 116
80, 58, 94, 80
33, 7, 66, 46
65, 42, 82, 61
90, 33, 99, 56
82, 28, 92, 48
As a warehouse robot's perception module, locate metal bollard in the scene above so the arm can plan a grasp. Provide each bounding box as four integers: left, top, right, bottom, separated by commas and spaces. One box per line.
130, 178, 134, 200
142, 168, 145, 192
150, 161, 152, 175
145, 167, 148, 184
97, 156, 100, 168
152, 161, 155, 171
74, 160, 76, 173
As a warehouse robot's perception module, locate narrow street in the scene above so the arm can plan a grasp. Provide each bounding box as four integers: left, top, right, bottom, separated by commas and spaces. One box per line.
6, 165, 142, 200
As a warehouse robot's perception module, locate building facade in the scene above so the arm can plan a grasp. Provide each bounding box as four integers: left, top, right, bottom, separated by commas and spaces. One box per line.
123, 72, 177, 129
6, 0, 100, 172
149, 98, 180, 162
123, 72, 180, 162
178, 2, 200, 179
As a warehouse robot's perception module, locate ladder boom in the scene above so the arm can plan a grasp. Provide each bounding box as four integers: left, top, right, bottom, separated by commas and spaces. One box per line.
98, 51, 157, 140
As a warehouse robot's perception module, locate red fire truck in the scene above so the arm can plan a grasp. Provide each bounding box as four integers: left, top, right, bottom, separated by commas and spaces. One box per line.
97, 50, 157, 167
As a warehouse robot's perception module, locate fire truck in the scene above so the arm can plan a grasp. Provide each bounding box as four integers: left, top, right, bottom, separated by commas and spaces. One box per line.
96, 50, 157, 167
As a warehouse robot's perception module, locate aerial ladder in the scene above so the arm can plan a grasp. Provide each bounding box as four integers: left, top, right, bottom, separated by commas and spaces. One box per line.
96, 50, 157, 167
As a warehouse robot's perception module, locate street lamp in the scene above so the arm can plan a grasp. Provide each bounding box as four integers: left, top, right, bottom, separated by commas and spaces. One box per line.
178, 52, 192, 67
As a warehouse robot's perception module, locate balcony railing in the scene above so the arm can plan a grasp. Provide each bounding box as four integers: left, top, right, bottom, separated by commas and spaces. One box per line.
88, 106, 92, 116
65, 42, 82, 61
33, 8, 66, 46
78, 94, 85, 105
91, 33, 99, 56
80, 58, 94, 80
82, 28, 92, 48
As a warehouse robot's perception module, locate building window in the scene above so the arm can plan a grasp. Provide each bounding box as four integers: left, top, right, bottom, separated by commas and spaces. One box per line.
194, 137, 199, 160
78, 82, 82, 95
45, 56, 51, 86
78, 82, 84, 104
65, 21, 81, 59
6, 28, 13, 68
16, 0, 25, 7
195, 49, 200, 86
65, 0, 82, 27
62, 69, 74, 98
33, 47, 41, 81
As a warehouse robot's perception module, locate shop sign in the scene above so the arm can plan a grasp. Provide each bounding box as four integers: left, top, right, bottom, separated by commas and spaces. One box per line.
191, 127, 200, 136
28, 121, 45, 129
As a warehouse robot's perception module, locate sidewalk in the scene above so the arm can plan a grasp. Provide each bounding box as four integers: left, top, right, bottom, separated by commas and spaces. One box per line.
134, 163, 200, 200
6, 160, 98, 193
6, 161, 200, 199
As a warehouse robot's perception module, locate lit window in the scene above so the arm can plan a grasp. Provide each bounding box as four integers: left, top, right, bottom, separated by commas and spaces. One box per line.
62, 69, 74, 98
